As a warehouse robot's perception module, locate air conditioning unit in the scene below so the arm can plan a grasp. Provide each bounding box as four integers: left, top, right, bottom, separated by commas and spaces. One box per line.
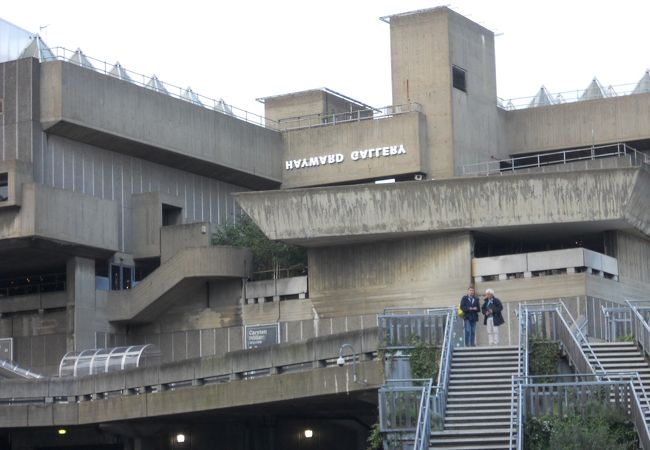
0, 338, 13, 361
414, 174, 424, 181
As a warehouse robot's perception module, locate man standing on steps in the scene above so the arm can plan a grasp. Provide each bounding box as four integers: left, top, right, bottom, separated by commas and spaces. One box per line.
460, 286, 480, 347
481, 288, 504, 346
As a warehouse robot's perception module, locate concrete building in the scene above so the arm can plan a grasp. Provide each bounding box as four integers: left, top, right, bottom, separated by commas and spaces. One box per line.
0, 5, 649, 449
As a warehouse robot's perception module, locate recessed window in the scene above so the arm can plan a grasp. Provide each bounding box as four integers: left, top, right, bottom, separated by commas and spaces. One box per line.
0, 173, 8, 202
452, 65, 467, 92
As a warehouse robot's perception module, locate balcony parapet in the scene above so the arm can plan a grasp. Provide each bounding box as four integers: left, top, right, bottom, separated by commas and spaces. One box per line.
472, 248, 618, 283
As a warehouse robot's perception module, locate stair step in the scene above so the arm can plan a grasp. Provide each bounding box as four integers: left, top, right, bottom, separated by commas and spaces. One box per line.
446, 408, 512, 415
447, 403, 511, 410
446, 414, 512, 422
587, 342, 636, 346
445, 421, 511, 428
452, 362, 518, 368
428, 445, 511, 450
431, 429, 510, 437
447, 397, 513, 404
448, 390, 512, 397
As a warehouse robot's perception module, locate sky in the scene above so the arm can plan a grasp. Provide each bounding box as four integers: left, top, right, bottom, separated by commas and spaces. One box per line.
3, 0, 649, 116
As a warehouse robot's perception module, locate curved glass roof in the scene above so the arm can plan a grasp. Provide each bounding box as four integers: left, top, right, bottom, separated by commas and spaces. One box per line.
59, 344, 160, 377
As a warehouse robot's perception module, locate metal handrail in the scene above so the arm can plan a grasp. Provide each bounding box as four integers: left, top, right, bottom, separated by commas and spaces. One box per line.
498, 78, 648, 110
43, 47, 276, 130
516, 373, 650, 449
413, 378, 433, 450
276, 103, 422, 131
461, 142, 648, 176
626, 300, 650, 361
432, 309, 455, 423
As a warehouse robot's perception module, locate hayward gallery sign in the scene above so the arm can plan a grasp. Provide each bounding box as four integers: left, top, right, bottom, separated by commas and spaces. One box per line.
285, 144, 407, 170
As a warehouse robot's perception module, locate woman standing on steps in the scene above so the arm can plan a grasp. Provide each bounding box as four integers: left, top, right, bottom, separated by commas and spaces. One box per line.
481, 288, 504, 346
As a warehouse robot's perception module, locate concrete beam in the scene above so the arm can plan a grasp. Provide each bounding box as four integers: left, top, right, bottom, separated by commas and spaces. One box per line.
39, 60, 283, 190
0, 361, 381, 427
235, 167, 650, 246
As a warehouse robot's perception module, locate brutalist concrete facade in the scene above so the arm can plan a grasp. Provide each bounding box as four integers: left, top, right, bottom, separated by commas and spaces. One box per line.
0, 5, 650, 449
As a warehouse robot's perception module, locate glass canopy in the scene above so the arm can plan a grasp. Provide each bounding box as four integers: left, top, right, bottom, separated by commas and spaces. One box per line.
59, 344, 160, 377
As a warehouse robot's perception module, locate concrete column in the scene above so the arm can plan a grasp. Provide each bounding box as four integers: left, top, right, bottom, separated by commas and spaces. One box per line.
67, 257, 98, 351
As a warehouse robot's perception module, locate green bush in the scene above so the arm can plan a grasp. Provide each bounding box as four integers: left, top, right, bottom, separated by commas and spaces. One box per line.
528, 339, 561, 382
524, 401, 637, 450
212, 214, 307, 277
366, 422, 382, 450
408, 336, 438, 380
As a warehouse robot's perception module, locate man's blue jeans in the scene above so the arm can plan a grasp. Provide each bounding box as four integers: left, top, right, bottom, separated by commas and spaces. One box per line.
464, 319, 477, 347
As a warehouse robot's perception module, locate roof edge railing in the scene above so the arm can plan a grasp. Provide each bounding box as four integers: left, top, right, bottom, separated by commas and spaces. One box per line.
462, 142, 649, 176
37, 47, 277, 130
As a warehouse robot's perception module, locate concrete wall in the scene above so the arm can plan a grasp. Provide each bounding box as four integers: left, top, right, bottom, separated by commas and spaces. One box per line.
448, 11, 504, 172
309, 233, 472, 317
614, 231, 650, 285
504, 92, 650, 155
39, 60, 283, 189
0, 58, 42, 163
34, 134, 246, 254
264, 90, 325, 125
0, 309, 67, 375
160, 222, 211, 263
0, 182, 119, 251
390, 8, 453, 179
281, 111, 426, 187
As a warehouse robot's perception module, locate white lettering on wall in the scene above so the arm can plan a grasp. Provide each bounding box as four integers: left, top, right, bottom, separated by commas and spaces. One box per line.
285, 145, 407, 171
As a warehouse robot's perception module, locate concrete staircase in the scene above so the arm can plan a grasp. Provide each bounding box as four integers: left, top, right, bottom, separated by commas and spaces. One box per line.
429, 346, 518, 450
106, 246, 252, 322
585, 341, 650, 414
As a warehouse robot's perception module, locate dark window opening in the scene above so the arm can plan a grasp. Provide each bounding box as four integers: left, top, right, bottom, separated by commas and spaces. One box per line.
0, 271, 66, 297
135, 258, 160, 282
110, 264, 135, 290
452, 65, 467, 92
162, 204, 182, 226
0, 173, 8, 202
473, 232, 606, 258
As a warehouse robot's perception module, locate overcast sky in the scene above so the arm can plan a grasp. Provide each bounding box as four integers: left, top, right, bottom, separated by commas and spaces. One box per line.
3, 0, 649, 116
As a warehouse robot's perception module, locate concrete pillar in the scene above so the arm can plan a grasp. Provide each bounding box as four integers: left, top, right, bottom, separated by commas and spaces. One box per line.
66, 257, 98, 351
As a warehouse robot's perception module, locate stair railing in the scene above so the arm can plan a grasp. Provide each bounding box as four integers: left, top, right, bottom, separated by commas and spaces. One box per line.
377, 307, 455, 450
510, 303, 529, 450
412, 378, 433, 450
626, 300, 650, 359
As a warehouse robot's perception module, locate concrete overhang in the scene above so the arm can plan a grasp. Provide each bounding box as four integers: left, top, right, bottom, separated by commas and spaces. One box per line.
235, 167, 650, 246
504, 91, 650, 155
39, 60, 283, 190
0, 183, 119, 253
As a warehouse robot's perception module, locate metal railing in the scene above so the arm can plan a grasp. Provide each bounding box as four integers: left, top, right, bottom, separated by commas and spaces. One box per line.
461, 142, 649, 176
627, 300, 650, 360
43, 47, 275, 130
498, 78, 648, 111
513, 301, 608, 449
515, 373, 650, 450
601, 305, 633, 342
0, 272, 66, 297
378, 307, 455, 450
378, 310, 450, 350
277, 103, 422, 131
412, 378, 433, 450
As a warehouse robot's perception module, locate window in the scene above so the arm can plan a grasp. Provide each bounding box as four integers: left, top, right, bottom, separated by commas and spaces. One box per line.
162, 204, 182, 226
452, 65, 467, 92
110, 264, 135, 290
0, 173, 8, 202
